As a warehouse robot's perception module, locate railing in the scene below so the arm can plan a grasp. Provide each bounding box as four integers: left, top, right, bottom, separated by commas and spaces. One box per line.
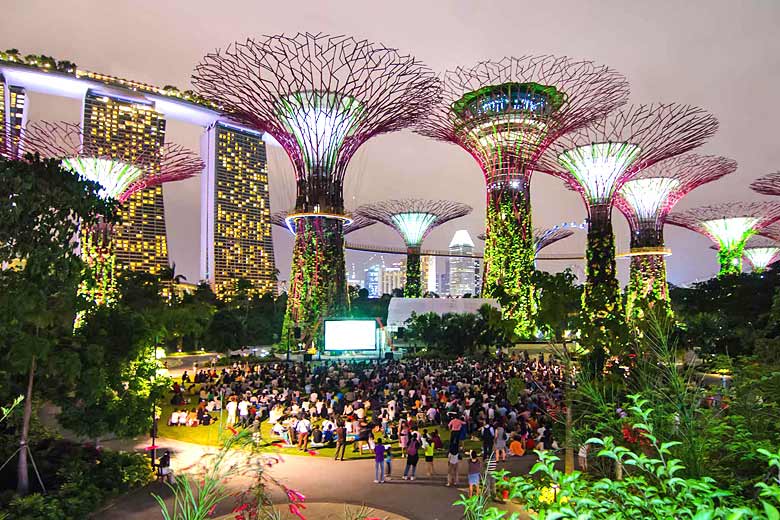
344, 241, 585, 260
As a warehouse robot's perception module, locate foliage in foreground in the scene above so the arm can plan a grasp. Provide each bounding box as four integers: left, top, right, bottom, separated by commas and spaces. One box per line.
1, 445, 153, 520
458, 396, 780, 519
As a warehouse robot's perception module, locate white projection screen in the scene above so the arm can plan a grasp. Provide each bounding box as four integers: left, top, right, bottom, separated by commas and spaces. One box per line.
324, 320, 377, 351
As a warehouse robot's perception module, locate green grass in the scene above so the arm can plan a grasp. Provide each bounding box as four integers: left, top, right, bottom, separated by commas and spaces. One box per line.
157, 382, 480, 459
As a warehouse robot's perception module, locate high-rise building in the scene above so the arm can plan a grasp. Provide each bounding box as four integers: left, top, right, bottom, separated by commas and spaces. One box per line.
200, 122, 275, 298
380, 261, 406, 295
421, 255, 436, 294
0, 75, 27, 151
82, 89, 168, 275
364, 264, 382, 297
448, 230, 477, 297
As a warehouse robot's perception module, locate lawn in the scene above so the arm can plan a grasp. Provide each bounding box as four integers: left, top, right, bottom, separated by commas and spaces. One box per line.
157, 382, 480, 459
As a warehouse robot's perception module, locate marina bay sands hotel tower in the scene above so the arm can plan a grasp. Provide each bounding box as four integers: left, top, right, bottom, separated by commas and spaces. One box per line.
0, 61, 276, 298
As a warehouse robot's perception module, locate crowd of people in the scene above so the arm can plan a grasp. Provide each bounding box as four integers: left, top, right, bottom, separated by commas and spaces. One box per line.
167, 354, 567, 494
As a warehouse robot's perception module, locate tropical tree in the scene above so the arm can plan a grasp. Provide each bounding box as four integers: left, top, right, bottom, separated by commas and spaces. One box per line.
0, 155, 114, 495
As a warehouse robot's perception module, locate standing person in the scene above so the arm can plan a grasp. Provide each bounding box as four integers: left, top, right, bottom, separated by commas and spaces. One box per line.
384, 442, 393, 481
481, 422, 495, 460
467, 450, 481, 497
447, 414, 465, 451
226, 396, 238, 426
423, 434, 435, 477
334, 421, 347, 461
403, 432, 420, 480
373, 438, 387, 483
494, 422, 507, 462
446, 445, 460, 487
578, 443, 589, 472
296, 416, 311, 451
399, 421, 410, 458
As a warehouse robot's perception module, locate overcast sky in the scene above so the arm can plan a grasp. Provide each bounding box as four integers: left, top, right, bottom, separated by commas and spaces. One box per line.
3, 0, 780, 286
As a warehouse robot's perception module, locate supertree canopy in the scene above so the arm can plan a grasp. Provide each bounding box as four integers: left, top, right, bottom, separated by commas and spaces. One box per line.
20, 120, 203, 308
270, 210, 375, 235
416, 55, 629, 336
742, 235, 780, 272
668, 201, 780, 276
539, 104, 719, 361
193, 33, 439, 345
614, 154, 736, 320
355, 199, 472, 297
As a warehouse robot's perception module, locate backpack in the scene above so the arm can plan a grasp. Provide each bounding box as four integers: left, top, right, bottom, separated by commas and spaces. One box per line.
482, 426, 493, 443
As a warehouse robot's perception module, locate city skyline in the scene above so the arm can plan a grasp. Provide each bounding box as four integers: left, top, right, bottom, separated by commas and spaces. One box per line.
3, 1, 780, 288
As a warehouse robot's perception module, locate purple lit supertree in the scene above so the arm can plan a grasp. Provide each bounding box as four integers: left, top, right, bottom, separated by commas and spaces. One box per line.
538, 104, 719, 359
613, 154, 736, 319
416, 55, 629, 335
667, 201, 780, 276
20, 120, 203, 307
193, 33, 439, 345
355, 199, 472, 297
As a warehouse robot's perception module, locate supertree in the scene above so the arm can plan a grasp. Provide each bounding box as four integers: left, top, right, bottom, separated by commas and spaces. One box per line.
20, 120, 203, 308
416, 55, 629, 336
193, 33, 439, 344
614, 154, 736, 320
538, 104, 719, 361
742, 235, 780, 272
355, 199, 472, 297
667, 202, 780, 276
270, 210, 375, 236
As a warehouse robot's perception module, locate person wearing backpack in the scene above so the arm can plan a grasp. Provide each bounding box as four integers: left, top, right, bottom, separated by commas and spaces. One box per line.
403, 432, 421, 480
481, 422, 495, 460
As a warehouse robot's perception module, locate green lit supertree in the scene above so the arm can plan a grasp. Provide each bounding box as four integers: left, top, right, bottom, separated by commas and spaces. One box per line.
614, 154, 736, 321
539, 104, 718, 364
416, 56, 629, 336
668, 202, 780, 276
355, 199, 471, 297
742, 234, 780, 273
194, 33, 439, 346
20, 120, 202, 310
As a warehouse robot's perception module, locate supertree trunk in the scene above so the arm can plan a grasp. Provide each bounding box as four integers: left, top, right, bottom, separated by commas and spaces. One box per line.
404, 249, 422, 298
482, 183, 536, 337
717, 236, 752, 276
283, 217, 347, 348
625, 227, 672, 322
79, 219, 117, 308
580, 204, 627, 372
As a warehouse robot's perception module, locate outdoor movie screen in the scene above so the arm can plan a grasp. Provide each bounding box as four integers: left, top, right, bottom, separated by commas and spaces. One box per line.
324, 320, 377, 351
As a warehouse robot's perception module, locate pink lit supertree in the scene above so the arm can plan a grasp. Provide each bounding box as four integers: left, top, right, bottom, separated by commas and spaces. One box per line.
667, 201, 780, 276
613, 154, 736, 319
742, 235, 780, 272
538, 104, 718, 360
20, 120, 203, 307
355, 199, 472, 297
416, 55, 629, 335
193, 33, 439, 344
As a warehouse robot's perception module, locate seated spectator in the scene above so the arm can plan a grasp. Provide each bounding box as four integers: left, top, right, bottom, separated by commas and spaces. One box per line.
177, 409, 188, 426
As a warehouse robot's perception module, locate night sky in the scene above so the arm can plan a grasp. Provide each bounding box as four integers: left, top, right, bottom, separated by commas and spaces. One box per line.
4, 0, 780, 287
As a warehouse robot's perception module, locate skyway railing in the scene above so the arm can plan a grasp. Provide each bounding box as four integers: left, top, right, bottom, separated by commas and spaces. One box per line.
344, 241, 585, 260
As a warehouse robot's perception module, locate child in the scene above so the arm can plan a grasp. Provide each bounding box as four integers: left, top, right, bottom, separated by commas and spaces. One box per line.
467, 450, 481, 497
384, 442, 393, 481
446, 446, 460, 487
423, 434, 435, 477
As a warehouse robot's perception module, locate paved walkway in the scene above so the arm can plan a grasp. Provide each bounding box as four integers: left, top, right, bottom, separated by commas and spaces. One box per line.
93, 436, 537, 520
